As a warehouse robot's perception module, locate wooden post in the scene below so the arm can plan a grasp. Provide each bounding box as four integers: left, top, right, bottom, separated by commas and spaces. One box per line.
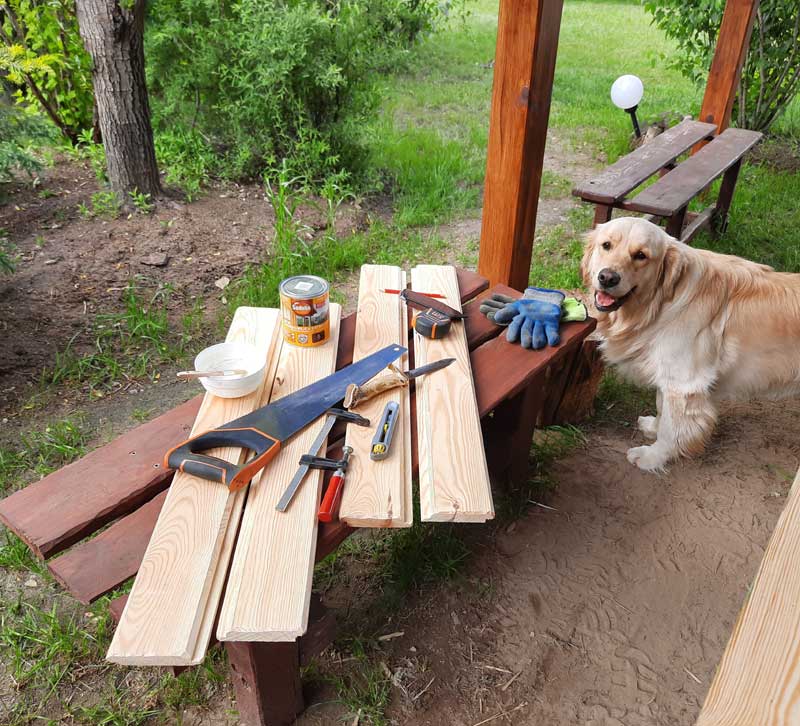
697, 0, 759, 136
477, 0, 565, 289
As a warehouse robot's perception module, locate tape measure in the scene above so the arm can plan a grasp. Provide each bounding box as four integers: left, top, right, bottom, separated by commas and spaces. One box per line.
412, 308, 452, 339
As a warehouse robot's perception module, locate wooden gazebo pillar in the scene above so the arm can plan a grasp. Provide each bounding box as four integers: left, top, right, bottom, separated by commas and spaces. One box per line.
478, 0, 758, 289
477, 0, 565, 290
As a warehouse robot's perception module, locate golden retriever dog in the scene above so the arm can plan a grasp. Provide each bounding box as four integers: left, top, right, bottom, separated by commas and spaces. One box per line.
582, 217, 800, 471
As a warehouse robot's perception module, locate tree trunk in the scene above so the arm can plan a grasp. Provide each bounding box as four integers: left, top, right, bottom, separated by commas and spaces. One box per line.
75, 0, 161, 198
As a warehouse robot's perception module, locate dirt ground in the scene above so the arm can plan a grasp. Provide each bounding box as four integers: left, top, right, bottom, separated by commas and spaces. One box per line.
2, 141, 799, 725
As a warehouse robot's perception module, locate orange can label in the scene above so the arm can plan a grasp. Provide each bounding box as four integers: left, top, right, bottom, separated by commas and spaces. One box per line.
279, 275, 330, 347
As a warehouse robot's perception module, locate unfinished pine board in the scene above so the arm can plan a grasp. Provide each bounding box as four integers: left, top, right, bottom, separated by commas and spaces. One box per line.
216, 305, 342, 642
107, 307, 283, 666
339, 266, 411, 528
411, 265, 493, 522
696, 468, 800, 726
399, 270, 413, 527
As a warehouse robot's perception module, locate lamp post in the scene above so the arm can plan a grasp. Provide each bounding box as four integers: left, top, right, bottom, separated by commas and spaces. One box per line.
611, 74, 644, 138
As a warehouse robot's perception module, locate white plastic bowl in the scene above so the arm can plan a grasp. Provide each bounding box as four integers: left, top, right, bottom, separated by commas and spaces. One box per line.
193, 342, 265, 398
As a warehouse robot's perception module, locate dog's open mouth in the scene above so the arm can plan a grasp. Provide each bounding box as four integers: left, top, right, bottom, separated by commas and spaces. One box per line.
594, 287, 636, 312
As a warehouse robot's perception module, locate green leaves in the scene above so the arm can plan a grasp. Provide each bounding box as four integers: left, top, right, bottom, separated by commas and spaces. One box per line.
644, 0, 800, 132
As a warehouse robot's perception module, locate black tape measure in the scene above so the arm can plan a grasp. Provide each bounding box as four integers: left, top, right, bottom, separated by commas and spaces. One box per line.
412, 307, 452, 339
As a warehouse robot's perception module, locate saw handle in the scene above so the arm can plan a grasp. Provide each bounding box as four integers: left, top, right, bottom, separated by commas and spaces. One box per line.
164, 427, 281, 492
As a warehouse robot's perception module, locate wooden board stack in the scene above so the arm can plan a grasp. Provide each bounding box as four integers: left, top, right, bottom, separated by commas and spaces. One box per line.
107, 307, 283, 665
216, 306, 342, 641
339, 265, 412, 528
411, 265, 494, 522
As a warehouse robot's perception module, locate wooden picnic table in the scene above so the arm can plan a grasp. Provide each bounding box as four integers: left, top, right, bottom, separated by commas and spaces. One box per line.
0, 268, 596, 725
573, 119, 762, 241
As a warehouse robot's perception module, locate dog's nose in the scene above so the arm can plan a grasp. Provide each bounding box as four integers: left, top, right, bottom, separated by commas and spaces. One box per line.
598, 268, 620, 289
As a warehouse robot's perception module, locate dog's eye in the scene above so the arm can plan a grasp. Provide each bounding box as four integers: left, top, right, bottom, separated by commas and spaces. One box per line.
633, 251, 647, 261
601, 241, 611, 251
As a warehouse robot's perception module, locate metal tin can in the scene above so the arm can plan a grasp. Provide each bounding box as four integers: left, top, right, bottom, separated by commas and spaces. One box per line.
279, 275, 330, 347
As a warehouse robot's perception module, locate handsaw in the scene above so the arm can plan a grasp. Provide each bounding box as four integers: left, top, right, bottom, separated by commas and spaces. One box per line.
164, 344, 406, 491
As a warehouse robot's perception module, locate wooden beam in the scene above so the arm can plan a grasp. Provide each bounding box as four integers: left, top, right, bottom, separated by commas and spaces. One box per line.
339, 266, 411, 528
107, 308, 283, 666
697, 0, 759, 135
411, 265, 494, 522
216, 306, 342, 642
696, 468, 800, 725
477, 0, 565, 289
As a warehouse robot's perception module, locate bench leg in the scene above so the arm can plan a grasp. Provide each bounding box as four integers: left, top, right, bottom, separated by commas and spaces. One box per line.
713, 158, 742, 235
593, 204, 613, 227
485, 376, 547, 486
226, 641, 304, 726
666, 204, 688, 239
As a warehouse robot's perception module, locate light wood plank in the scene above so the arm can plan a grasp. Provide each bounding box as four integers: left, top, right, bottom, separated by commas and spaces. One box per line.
339, 266, 411, 528
696, 468, 800, 726
400, 270, 413, 527
216, 306, 342, 642
107, 307, 283, 665
411, 265, 493, 522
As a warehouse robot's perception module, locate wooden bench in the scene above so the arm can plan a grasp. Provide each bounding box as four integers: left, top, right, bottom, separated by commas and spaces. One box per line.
0, 268, 596, 725
573, 119, 762, 242
695, 467, 800, 726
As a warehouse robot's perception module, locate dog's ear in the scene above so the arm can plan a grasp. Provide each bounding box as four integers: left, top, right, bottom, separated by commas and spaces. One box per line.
661, 240, 687, 300
580, 228, 597, 288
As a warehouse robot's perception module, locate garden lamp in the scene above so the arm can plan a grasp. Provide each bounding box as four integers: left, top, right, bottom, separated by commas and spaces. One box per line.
611, 74, 644, 138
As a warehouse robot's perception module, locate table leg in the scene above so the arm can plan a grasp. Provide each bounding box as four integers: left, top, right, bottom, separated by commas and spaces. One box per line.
226, 641, 304, 726
593, 204, 613, 226
713, 158, 742, 235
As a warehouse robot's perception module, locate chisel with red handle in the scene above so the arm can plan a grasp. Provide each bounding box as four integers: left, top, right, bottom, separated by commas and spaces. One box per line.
317, 447, 353, 522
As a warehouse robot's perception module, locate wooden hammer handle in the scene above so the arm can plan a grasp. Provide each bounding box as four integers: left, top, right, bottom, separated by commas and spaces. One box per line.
344, 365, 408, 409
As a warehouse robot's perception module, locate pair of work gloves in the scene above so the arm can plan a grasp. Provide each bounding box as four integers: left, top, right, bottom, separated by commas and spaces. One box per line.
479, 287, 587, 350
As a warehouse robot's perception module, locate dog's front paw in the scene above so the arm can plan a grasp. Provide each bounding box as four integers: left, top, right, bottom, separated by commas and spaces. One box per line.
627, 445, 668, 472
637, 416, 658, 438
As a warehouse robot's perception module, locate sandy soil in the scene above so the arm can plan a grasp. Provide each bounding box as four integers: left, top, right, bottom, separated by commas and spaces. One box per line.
299, 398, 799, 726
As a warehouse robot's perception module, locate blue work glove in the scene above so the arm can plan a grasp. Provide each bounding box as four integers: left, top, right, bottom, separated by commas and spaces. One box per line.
490, 287, 565, 349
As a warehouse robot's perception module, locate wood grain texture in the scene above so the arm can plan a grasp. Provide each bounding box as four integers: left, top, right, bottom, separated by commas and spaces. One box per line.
107, 307, 283, 665
572, 120, 717, 205
411, 265, 493, 522
477, 0, 564, 289
696, 468, 800, 726
626, 128, 762, 216
48, 489, 168, 604
0, 396, 200, 559
340, 266, 411, 528
216, 306, 342, 642
696, 0, 759, 137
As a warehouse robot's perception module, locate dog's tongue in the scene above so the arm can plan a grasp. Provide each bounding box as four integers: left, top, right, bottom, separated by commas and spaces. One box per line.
596, 290, 616, 308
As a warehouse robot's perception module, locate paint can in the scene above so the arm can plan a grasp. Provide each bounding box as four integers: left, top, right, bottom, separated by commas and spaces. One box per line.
279, 275, 330, 347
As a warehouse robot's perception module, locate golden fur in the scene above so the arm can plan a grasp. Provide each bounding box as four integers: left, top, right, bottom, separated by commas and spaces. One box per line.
582, 217, 800, 471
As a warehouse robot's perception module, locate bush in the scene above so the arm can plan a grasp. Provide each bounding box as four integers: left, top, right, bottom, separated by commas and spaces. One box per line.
0, 0, 94, 142
644, 0, 800, 132
0, 99, 52, 183
146, 0, 448, 187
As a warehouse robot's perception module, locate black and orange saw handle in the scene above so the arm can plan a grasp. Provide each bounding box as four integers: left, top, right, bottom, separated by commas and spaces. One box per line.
164, 427, 281, 492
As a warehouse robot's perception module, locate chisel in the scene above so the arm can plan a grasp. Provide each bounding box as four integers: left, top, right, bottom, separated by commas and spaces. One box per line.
275, 409, 369, 512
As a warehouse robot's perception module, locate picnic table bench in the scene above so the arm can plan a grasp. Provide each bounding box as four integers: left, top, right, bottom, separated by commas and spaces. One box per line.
0, 268, 596, 725
573, 118, 762, 241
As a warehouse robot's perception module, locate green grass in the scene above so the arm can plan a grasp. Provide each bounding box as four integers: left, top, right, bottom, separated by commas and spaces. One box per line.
43, 282, 193, 396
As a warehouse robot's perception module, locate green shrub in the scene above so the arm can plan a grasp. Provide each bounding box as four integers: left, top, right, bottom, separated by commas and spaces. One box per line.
0, 0, 94, 142
0, 99, 52, 183
644, 0, 800, 131
146, 0, 448, 187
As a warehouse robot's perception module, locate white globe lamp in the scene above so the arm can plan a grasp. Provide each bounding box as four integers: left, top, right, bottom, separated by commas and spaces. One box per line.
610, 74, 644, 137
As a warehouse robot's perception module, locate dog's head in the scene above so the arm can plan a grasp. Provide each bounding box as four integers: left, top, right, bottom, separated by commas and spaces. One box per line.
581, 217, 683, 314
